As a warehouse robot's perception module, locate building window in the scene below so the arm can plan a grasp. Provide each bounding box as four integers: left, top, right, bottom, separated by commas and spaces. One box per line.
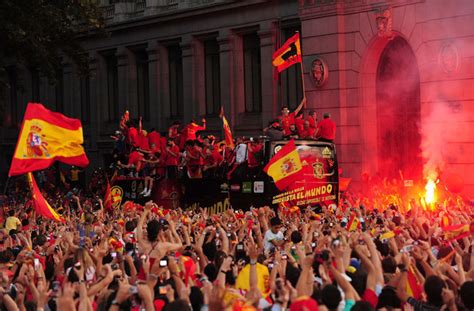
80, 75, 90, 124
6, 67, 18, 126
136, 51, 150, 120
168, 45, 183, 118
204, 39, 221, 115
55, 69, 64, 112
243, 33, 262, 113
280, 27, 303, 110
105, 55, 119, 121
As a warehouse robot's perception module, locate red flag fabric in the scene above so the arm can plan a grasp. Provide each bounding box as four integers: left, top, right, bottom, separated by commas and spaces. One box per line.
443, 224, 471, 241
339, 177, 352, 192
27, 173, 64, 222
406, 267, 423, 299
346, 214, 360, 231
263, 140, 303, 190
219, 107, 234, 149
104, 179, 112, 210
272, 33, 302, 73
9, 103, 89, 176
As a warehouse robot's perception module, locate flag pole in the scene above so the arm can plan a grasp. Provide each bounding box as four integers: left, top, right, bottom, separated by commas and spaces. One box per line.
296, 31, 306, 107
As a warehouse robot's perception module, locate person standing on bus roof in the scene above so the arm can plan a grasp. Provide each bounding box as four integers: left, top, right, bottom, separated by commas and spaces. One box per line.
316, 112, 336, 142
279, 97, 306, 136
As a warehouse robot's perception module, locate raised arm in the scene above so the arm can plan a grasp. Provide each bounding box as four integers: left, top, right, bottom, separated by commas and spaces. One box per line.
294, 97, 307, 116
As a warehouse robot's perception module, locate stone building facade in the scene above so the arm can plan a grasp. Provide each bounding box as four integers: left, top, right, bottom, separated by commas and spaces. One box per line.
1, 0, 473, 195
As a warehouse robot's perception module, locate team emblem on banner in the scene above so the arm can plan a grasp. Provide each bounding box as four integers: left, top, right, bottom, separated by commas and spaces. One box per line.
312, 161, 324, 179
110, 186, 123, 208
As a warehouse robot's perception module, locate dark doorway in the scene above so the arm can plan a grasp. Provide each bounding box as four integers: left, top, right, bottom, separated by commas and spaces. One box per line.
376, 37, 422, 180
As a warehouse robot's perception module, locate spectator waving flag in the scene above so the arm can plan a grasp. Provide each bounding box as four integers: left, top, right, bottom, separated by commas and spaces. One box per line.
346, 213, 360, 231
272, 33, 302, 73
264, 140, 303, 190
9, 103, 89, 176
219, 107, 234, 148
27, 173, 64, 222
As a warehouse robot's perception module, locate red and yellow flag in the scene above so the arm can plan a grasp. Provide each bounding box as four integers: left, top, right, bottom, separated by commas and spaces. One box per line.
346, 214, 360, 232
9, 103, 89, 176
219, 107, 234, 149
272, 33, 302, 73
264, 140, 302, 190
443, 223, 471, 241
406, 267, 422, 299
27, 173, 64, 222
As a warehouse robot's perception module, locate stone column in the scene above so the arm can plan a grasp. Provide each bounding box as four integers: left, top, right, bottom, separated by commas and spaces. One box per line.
217, 31, 235, 128
180, 36, 195, 122
62, 62, 74, 116
116, 47, 131, 117
159, 45, 171, 124
147, 41, 162, 129
87, 52, 100, 168
258, 23, 277, 128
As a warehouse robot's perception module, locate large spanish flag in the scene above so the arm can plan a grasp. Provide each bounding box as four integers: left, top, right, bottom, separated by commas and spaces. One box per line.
272, 33, 302, 73
9, 103, 89, 176
27, 173, 64, 222
219, 107, 234, 149
264, 140, 302, 190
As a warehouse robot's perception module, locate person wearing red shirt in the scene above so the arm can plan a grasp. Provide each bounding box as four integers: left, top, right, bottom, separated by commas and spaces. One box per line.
120, 148, 144, 177
316, 112, 336, 142
299, 120, 316, 139
307, 110, 317, 132
148, 128, 161, 152
295, 112, 305, 136
203, 145, 223, 178
247, 140, 263, 168
180, 119, 206, 149
184, 140, 203, 178
164, 138, 180, 179
127, 126, 139, 148
137, 130, 150, 151
168, 121, 181, 144
278, 98, 306, 136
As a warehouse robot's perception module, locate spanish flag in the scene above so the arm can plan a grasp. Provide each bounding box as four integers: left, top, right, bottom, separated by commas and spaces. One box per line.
346, 214, 360, 232
272, 33, 302, 73
104, 179, 112, 210
264, 140, 302, 190
27, 173, 64, 222
219, 107, 234, 149
9, 103, 89, 176
443, 223, 471, 241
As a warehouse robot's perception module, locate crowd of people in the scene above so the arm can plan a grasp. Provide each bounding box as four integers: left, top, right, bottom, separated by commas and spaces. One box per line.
0, 106, 472, 311
0, 172, 472, 311
110, 101, 337, 195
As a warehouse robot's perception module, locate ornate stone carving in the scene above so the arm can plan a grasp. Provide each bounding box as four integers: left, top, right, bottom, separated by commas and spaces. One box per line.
439, 43, 459, 74
376, 7, 394, 38
311, 57, 328, 87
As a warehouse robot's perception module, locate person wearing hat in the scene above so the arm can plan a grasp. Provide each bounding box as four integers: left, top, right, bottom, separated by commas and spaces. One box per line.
316, 112, 336, 142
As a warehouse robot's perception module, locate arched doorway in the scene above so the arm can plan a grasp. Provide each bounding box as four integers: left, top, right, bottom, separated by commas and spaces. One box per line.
376, 37, 422, 179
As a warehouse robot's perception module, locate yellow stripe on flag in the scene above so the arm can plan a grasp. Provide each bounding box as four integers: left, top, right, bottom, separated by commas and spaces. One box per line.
15, 119, 85, 160
266, 149, 302, 181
